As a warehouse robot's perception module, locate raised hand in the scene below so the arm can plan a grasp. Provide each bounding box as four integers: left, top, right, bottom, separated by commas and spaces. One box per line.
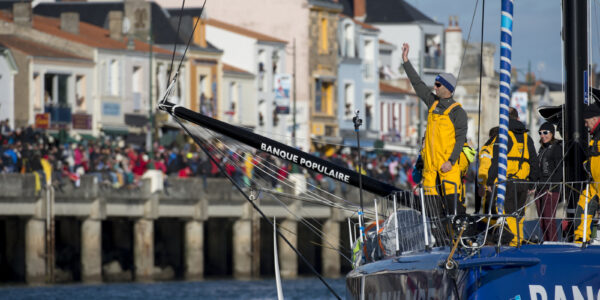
402, 43, 409, 63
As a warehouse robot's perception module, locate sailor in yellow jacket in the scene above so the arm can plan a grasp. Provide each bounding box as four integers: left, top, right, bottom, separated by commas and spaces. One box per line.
477, 127, 499, 214
402, 43, 468, 215
574, 102, 600, 243
486, 109, 540, 246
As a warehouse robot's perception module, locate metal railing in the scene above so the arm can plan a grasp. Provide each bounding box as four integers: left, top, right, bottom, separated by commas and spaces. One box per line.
477, 180, 600, 246
349, 182, 458, 265
44, 103, 72, 124
348, 180, 600, 266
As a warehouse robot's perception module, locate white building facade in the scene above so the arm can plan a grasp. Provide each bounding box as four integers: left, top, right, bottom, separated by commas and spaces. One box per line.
206, 18, 288, 142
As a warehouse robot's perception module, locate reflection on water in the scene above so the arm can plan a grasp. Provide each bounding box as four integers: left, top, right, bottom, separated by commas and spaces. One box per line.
0, 277, 346, 300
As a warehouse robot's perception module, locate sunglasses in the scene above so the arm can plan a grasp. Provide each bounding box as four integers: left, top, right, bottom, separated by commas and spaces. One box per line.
434, 82, 442, 88
539, 130, 551, 135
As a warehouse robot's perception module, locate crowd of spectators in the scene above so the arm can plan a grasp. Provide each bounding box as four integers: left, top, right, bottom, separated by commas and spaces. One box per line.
0, 121, 476, 195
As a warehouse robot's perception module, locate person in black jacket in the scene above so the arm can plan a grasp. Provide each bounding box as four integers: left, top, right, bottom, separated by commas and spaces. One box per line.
535, 122, 563, 242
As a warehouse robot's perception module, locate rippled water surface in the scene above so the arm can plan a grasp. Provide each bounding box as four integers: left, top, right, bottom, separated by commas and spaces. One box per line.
0, 278, 347, 300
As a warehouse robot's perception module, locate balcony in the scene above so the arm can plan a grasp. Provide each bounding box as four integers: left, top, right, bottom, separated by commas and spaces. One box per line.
44, 103, 72, 125
423, 54, 444, 71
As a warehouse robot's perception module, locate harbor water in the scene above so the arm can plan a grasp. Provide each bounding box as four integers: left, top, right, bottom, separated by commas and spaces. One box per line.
0, 278, 347, 300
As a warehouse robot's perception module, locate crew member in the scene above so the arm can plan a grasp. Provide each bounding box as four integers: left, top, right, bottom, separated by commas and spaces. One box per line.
477, 126, 499, 214
402, 43, 468, 215
574, 102, 600, 243
486, 108, 540, 246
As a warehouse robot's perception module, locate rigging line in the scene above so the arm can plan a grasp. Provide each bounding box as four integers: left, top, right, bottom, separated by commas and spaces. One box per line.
259, 188, 364, 213
259, 191, 354, 260
159, 0, 207, 106
173, 0, 207, 83
242, 169, 355, 258
198, 127, 360, 211
201, 132, 374, 252
167, 0, 187, 83
209, 130, 371, 211
595, 0, 600, 71
589, 0, 592, 109
456, 0, 481, 83
560, 0, 567, 205
234, 124, 412, 152
475, 0, 485, 198
196, 127, 358, 255
199, 133, 367, 256
173, 114, 342, 300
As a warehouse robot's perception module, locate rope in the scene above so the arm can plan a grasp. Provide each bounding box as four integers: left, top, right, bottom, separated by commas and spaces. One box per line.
167, 0, 187, 83
475, 0, 486, 198
173, 113, 342, 300
192, 125, 355, 259
456, 0, 482, 82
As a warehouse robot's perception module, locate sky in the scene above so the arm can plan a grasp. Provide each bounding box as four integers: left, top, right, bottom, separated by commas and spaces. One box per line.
406, 0, 600, 83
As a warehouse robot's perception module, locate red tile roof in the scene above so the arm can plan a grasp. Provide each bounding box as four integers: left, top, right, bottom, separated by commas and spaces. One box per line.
0, 11, 173, 55
0, 34, 91, 61
222, 63, 253, 75
380, 82, 414, 95
351, 18, 379, 31
206, 18, 287, 44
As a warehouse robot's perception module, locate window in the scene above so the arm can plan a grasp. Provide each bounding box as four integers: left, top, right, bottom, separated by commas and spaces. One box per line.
176, 67, 184, 105
199, 74, 211, 116
33, 73, 41, 110
320, 16, 328, 54
228, 81, 238, 122
315, 79, 333, 115
363, 39, 374, 80
156, 64, 167, 103
132, 66, 142, 112
109, 59, 119, 96
44, 73, 69, 106
344, 83, 354, 119
364, 92, 374, 130
424, 35, 442, 69
75, 75, 86, 111
344, 23, 354, 57
272, 51, 280, 74
325, 125, 336, 137
258, 50, 266, 91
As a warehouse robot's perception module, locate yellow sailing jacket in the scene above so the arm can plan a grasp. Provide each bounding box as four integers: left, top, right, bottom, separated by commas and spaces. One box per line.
422, 101, 462, 172
506, 131, 530, 180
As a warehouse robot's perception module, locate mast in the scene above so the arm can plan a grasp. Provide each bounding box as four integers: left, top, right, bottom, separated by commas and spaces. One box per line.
496, 0, 515, 214
563, 0, 588, 235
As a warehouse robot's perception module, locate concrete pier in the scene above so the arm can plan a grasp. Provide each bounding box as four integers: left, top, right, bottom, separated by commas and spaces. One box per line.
233, 215, 252, 278
184, 220, 204, 280
134, 218, 154, 281
81, 218, 102, 282
1, 175, 356, 284
321, 218, 340, 278
25, 218, 46, 284
278, 218, 298, 279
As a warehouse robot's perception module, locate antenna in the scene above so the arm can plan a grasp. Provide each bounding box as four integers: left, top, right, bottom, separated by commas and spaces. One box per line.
352, 110, 365, 245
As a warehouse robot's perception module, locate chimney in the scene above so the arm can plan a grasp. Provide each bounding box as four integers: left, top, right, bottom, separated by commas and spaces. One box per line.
108, 11, 123, 41
13, 2, 32, 28
196, 17, 207, 48
353, 0, 366, 21
60, 12, 79, 35
444, 16, 463, 75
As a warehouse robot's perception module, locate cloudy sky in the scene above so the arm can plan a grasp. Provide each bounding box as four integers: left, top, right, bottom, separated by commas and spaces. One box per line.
406, 0, 600, 83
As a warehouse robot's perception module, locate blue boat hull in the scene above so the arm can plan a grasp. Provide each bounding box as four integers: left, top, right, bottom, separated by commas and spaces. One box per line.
346, 244, 600, 299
